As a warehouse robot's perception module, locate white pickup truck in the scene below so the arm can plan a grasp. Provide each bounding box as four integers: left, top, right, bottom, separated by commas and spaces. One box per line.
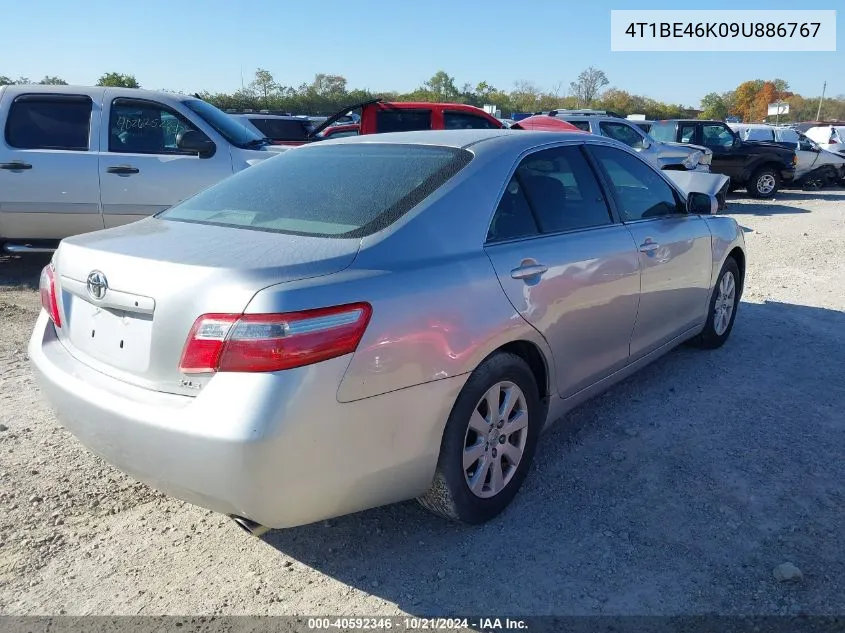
0, 85, 287, 253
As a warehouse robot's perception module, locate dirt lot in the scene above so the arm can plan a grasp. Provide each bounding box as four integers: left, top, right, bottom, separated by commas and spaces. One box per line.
1, 190, 843, 617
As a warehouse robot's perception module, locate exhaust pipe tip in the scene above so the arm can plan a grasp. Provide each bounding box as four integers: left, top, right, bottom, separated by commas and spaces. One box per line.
231, 515, 271, 538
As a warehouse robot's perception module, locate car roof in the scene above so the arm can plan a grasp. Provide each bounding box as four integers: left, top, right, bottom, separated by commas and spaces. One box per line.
309, 129, 591, 153
654, 119, 716, 124
379, 102, 484, 110
729, 123, 775, 129
511, 115, 587, 132
0, 84, 183, 101
230, 113, 307, 121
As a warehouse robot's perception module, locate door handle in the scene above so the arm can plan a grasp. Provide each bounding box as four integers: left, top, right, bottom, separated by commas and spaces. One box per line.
639, 241, 660, 253
0, 162, 32, 170
510, 263, 548, 280
107, 165, 140, 175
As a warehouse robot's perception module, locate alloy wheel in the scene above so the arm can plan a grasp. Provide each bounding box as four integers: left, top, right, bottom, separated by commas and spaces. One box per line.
462, 381, 529, 499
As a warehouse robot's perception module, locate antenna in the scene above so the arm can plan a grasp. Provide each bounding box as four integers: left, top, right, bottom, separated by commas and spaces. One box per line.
816, 81, 826, 121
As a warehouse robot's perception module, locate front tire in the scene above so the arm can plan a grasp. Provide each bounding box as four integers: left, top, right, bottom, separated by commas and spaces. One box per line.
417, 352, 541, 524
747, 166, 780, 198
690, 257, 741, 349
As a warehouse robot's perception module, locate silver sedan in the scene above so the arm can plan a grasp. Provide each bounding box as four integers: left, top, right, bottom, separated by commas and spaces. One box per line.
29, 130, 746, 533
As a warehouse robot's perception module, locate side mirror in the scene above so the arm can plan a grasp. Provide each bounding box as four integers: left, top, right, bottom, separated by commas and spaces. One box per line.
641, 139, 651, 149
176, 130, 215, 158
733, 137, 741, 148
687, 192, 717, 215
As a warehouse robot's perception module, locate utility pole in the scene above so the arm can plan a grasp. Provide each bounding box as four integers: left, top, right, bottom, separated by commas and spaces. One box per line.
816, 81, 826, 121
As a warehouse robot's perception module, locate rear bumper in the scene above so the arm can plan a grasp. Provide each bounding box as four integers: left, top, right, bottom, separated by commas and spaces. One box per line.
29, 312, 465, 528
780, 169, 796, 182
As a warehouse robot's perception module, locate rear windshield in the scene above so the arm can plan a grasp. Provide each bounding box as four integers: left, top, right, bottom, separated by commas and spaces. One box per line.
159, 144, 472, 238
248, 117, 313, 140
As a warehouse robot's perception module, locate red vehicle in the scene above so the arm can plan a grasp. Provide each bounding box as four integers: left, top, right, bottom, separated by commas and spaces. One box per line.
287, 100, 583, 145
509, 115, 586, 133
310, 98, 503, 141
318, 123, 360, 139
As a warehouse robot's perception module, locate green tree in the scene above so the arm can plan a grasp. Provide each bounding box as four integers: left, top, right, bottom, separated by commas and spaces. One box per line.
569, 67, 609, 107
0, 75, 31, 85
249, 68, 278, 104
699, 92, 730, 120
510, 80, 542, 112
96, 72, 140, 88
311, 73, 347, 97
39, 75, 68, 85
423, 71, 460, 101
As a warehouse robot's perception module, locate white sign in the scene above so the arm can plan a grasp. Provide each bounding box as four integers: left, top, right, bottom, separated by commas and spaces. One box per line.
768, 103, 790, 116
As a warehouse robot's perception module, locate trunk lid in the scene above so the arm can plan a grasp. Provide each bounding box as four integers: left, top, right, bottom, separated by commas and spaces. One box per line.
53, 217, 360, 395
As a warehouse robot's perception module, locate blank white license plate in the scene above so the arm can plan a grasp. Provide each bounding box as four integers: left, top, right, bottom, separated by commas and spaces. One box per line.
66, 295, 153, 372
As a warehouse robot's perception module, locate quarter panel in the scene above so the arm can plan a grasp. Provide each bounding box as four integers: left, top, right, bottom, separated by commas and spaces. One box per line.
245, 251, 555, 404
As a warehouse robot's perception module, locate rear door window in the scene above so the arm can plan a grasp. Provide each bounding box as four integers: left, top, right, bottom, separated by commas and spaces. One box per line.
679, 124, 697, 143
443, 111, 499, 129
599, 122, 646, 149
375, 109, 432, 133
486, 177, 540, 242
566, 120, 591, 132
487, 145, 613, 240
5, 95, 92, 150
701, 124, 735, 148
648, 122, 675, 142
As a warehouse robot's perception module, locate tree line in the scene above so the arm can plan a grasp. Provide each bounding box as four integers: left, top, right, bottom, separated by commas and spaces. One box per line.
2, 68, 843, 122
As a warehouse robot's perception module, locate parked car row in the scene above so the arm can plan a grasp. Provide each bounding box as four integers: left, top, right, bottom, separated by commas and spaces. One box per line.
650, 119, 799, 197
728, 123, 845, 189
4, 86, 828, 254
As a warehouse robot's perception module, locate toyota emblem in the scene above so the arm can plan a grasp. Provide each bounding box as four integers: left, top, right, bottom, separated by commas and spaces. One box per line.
86, 270, 108, 300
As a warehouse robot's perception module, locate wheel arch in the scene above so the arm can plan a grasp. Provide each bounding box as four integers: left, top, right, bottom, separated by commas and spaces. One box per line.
476, 339, 553, 425
742, 158, 785, 183
726, 246, 746, 298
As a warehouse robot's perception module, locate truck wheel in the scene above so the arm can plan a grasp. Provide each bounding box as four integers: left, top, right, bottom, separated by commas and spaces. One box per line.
747, 166, 780, 198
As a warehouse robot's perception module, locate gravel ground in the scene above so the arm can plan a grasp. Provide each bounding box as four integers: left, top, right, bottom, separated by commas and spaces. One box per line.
0, 190, 843, 617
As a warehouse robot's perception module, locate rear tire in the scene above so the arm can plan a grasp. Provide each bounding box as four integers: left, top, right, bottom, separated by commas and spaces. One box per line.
690, 257, 741, 350
747, 166, 780, 198
417, 352, 541, 524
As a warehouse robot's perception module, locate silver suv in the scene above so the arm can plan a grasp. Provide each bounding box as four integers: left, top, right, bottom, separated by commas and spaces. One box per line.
547, 110, 713, 172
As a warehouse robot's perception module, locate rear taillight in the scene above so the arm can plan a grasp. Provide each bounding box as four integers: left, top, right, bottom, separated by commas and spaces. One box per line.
39, 264, 62, 328
179, 303, 372, 374
829, 137, 839, 145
